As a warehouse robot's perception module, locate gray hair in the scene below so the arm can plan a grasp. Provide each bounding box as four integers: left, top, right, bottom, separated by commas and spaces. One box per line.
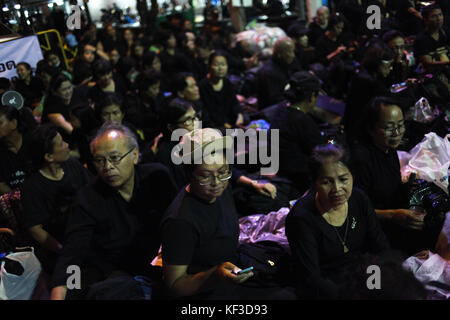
90, 122, 139, 154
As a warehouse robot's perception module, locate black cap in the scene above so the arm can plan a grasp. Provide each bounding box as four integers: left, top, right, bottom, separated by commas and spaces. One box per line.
285, 71, 321, 102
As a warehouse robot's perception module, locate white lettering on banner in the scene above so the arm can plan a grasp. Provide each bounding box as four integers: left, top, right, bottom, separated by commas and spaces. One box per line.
0, 36, 43, 80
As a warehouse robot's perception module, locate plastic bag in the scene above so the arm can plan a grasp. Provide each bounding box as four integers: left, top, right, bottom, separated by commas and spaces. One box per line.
402, 251, 450, 300
405, 97, 439, 123
407, 133, 450, 194
0, 247, 41, 300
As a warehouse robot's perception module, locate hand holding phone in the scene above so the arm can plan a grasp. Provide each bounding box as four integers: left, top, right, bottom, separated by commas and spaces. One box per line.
232, 266, 254, 275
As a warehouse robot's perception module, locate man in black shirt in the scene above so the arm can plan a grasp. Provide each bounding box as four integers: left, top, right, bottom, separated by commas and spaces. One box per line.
256, 37, 300, 109
413, 4, 450, 72
308, 6, 329, 46
50, 123, 177, 300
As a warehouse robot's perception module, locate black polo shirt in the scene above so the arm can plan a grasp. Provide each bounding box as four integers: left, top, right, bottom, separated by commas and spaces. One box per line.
51, 163, 177, 288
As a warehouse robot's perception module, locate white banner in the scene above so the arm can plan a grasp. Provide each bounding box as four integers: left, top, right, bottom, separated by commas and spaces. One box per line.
0, 35, 43, 81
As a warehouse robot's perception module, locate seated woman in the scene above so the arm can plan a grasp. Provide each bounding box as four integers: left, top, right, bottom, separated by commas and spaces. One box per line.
13, 62, 45, 110
350, 97, 434, 255
42, 73, 86, 137
285, 143, 390, 299
0, 104, 36, 195
161, 128, 291, 299
270, 71, 327, 195
198, 50, 244, 129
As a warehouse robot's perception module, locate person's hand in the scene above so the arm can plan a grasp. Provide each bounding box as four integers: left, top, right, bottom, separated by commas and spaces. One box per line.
50, 286, 67, 300
151, 133, 163, 154
414, 250, 430, 260
235, 113, 244, 127
336, 46, 347, 55
392, 209, 425, 230
253, 181, 277, 199
215, 262, 254, 284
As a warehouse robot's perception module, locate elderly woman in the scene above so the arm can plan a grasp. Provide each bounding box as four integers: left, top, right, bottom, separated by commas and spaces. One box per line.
286, 143, 390, 299
350, 96, 431, 255
160, 128, 291, 299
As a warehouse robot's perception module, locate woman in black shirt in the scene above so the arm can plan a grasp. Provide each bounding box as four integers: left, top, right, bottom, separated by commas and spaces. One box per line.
198, 51, 244, 130
14, 62, 45, 109
42, 73, 86, 137
286, 143, 390, 299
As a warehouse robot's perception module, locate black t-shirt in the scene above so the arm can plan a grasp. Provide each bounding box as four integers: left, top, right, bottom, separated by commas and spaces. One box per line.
413, 28, 450, 61
42, 87, 87, 124
161, 185, 240, 275
51, 163, 177, 288
0, 134, 34, 191
270, 104, 326, 191
21, 157, 92, 241
87, 73, 127, 106
285, 188, 390, 299
350, 140, 409, 210
198, 77, 243, 128
13, 77, 45, 107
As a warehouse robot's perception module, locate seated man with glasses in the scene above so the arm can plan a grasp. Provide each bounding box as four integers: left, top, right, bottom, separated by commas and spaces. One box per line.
160, 128, 295, 299
50, 123, 177, 300
350, 97, 427, 255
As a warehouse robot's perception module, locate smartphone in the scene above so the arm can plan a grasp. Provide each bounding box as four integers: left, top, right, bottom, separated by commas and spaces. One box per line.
233, 266, 254, 275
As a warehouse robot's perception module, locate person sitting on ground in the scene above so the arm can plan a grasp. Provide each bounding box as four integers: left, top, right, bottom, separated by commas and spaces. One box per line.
198, 50, 244, 129
161, 128, 293, 299
270, 71, 327, 196
0, 104, 36, 195
50, 123, 177, 300
344, 42, 395, 143
350, 96, 436, 256
94, 93, 146, 148
21, 124, 92, 273
88, 59, 127, 107
413, 4, 450, 72
308, 6, 329, 46
256, 37, 300, 109
123, 70, 165, 142
286, 143, 390, 299
42, 73, 86, 137
13, 62, 45, 110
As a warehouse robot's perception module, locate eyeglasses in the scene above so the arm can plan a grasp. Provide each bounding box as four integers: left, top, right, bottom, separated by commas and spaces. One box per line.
93, 148, 135, 168
194, 170, 232, 185
379, 123, 405, 136
177, 113, 201, 126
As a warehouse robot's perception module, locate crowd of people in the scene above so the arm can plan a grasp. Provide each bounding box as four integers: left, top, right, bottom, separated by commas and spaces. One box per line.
0, 1, 449, 300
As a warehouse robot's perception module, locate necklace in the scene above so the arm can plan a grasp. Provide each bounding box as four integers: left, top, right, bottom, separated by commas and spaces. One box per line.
332, 216, 350, 253
315, 193, 350, 253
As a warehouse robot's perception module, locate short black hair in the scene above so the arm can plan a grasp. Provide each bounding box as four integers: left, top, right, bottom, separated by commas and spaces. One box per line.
362, 41, 395, 75
366, 96, 402, 133
30, 124, 59, 169
92, 59, 112, 80
49, 72, 71, 95
0, 77, 10, 91
95, 93, 123, 121
382, 30, 405, 44
138, 70, 161, 94
422, 4, 442, 20
172, 72, 194, 95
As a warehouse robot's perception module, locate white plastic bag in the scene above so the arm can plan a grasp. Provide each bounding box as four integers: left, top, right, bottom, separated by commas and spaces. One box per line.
402, 251, 450, 299
405, 97, 439, 123
407, 132, 450, 194
0, 247, 41, 300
